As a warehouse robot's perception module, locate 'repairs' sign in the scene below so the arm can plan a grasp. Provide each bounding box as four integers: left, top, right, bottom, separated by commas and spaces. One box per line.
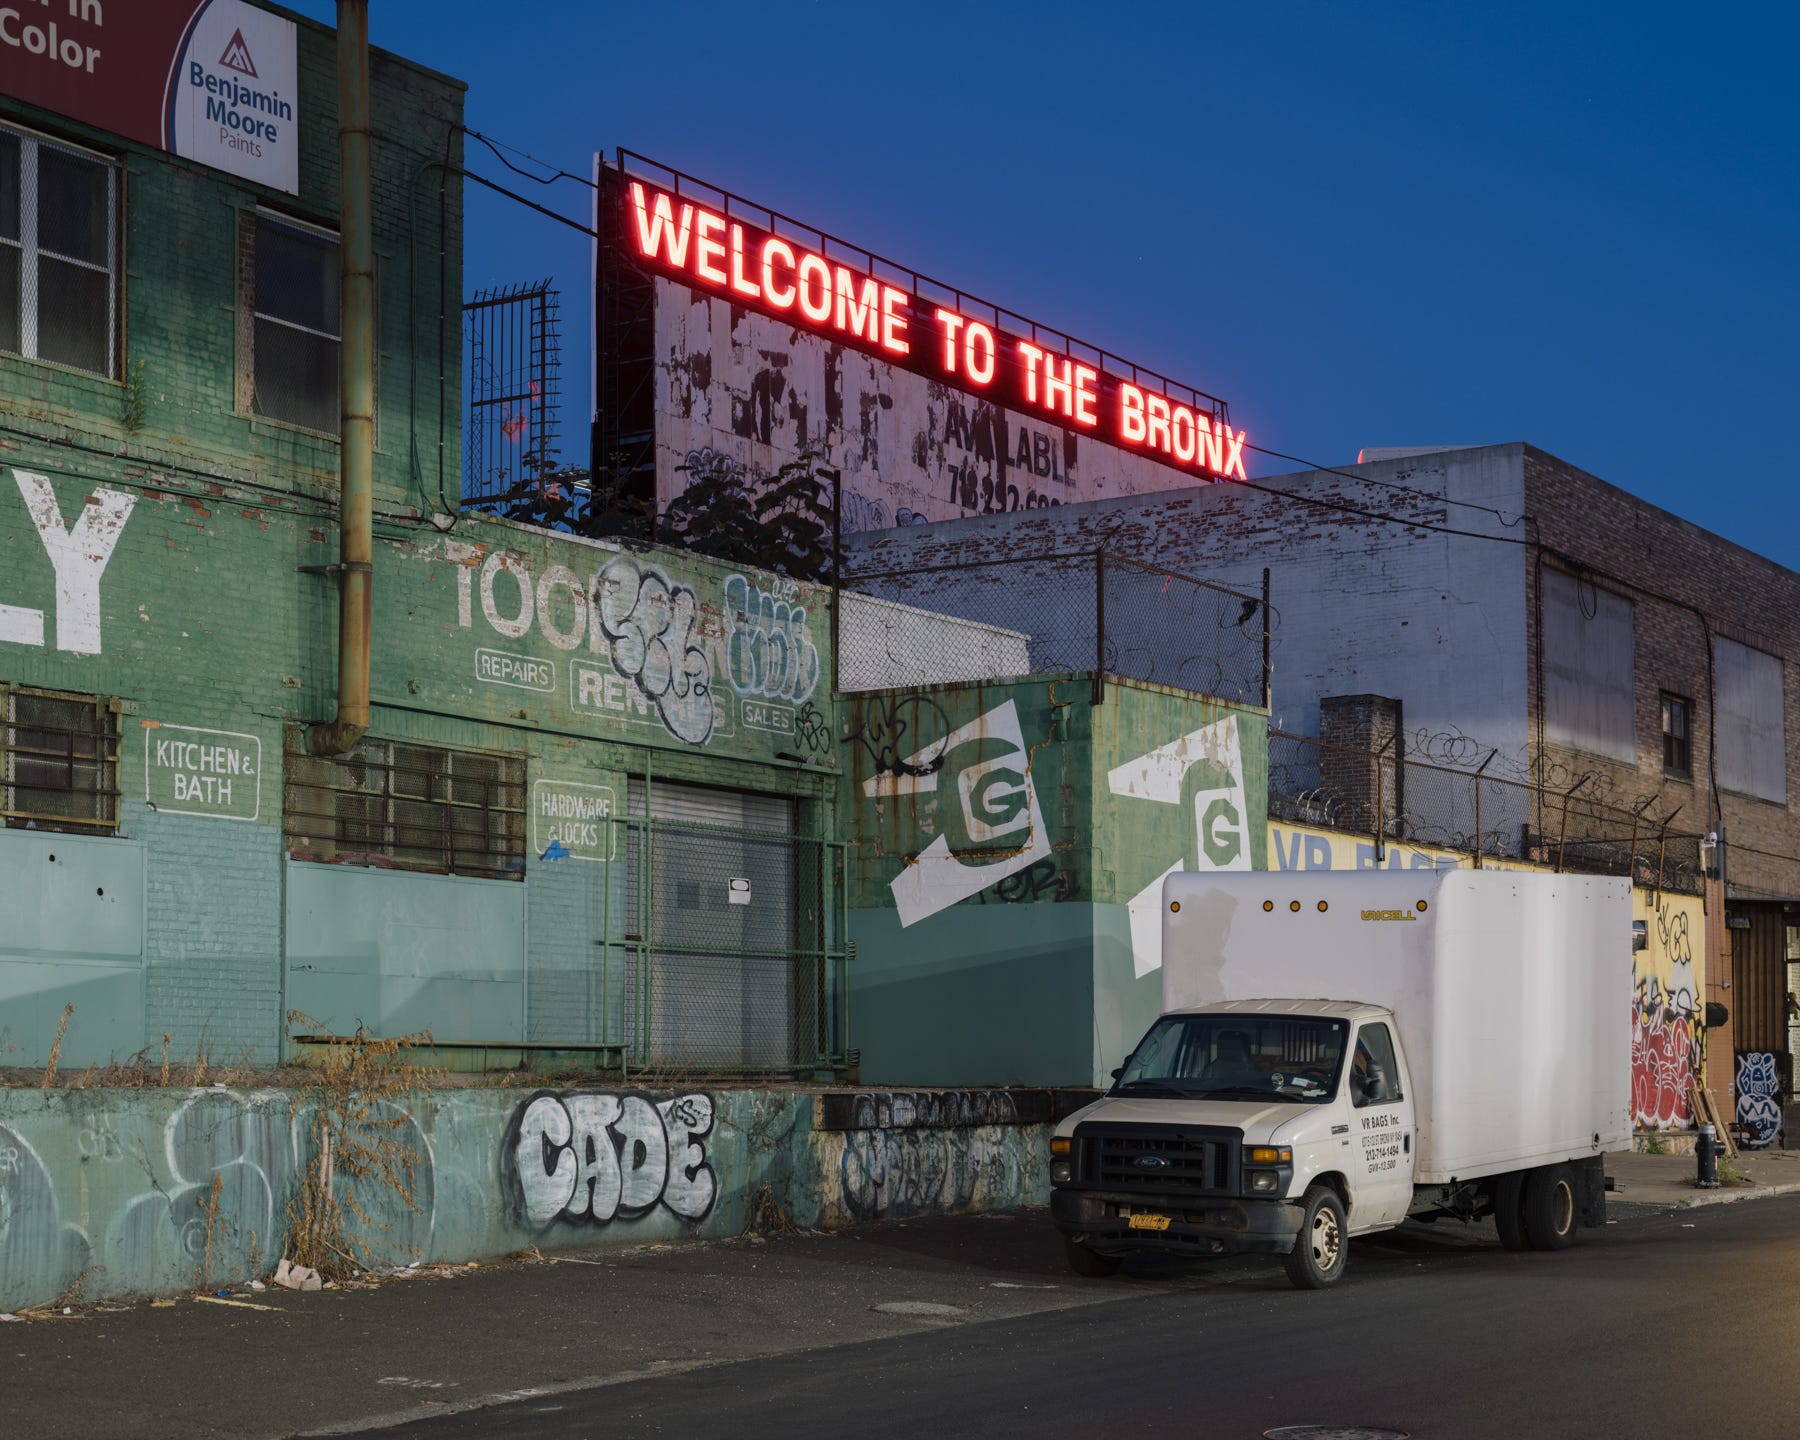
1, 0, 298, 194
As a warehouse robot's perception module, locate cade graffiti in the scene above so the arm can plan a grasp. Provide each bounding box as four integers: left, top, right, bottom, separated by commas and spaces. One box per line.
508, 1092, 716, 1227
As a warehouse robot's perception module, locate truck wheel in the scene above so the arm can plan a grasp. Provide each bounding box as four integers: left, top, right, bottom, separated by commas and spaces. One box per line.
1283, 1186, 1347, 1290
1491, 1170, 1529, 1251
1522, 1163, 1577, 1251
1064, 1239, 1121, 1278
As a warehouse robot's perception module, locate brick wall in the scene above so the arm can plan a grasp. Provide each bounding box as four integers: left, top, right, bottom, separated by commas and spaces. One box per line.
1522, 446, 1800, 902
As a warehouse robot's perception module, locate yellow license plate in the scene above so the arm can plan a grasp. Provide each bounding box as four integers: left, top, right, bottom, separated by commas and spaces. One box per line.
1127, 1212, 1172, 1232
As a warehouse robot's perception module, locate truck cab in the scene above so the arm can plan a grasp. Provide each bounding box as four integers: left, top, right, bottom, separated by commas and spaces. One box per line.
1051, 1000, 1416, 1286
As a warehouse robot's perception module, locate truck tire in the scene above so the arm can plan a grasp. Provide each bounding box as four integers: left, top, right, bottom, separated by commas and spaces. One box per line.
1064, 1239, 1121, 1278
1522, 1163, 1578, 1251
1283, 1185, 1348, 1290
1491, 1170, 1529, 1251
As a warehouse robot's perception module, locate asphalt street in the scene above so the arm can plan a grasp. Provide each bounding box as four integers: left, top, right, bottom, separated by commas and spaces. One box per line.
3, 1197, 1796, 1440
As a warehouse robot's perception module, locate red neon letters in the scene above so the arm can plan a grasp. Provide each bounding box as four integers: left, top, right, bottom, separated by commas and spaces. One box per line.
626, 180, 1247, 481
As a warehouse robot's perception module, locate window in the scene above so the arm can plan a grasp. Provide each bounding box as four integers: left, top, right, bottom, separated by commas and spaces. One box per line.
1112, 1013, 1348, 1103
1661, 692, 1692, 777
1351, 1023, 1402, 1108
284, 733, 525, 879
1541, 568, 1637, 762
0, 123, 118, 378
243, 211, 340, 433
1, 685, 120, 832
1715, 638, 1787, 804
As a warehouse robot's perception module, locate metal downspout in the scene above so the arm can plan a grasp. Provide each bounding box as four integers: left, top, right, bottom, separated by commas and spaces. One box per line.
309, 0, 374, 757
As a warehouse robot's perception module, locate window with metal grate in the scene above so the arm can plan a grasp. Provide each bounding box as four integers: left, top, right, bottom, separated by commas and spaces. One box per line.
283, 732, 525, 879
0, 686, 120, 833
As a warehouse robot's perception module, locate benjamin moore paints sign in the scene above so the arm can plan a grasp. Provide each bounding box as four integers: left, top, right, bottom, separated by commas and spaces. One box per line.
1, 0, 299, 194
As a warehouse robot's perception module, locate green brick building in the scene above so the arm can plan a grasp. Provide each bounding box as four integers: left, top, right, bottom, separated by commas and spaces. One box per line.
0, 4, 847, 1074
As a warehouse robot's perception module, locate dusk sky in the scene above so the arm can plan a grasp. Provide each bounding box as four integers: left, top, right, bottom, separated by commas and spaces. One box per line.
293, 1, 1800, 570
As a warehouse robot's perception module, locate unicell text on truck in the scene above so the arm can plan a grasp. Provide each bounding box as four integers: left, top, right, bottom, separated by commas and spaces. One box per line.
1049, 870, 1633, 1288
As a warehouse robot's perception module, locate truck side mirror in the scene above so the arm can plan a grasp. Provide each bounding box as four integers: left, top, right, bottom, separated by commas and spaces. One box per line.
1110, 1067, 1124, 1081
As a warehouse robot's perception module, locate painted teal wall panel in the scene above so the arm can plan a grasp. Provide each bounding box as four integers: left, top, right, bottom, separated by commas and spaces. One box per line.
137, 806, 284, 1069
1091, 903, 1162, 1084
848, 905, 1093, 1086
0, 830, 145, 1067
284, 865, 527, 1042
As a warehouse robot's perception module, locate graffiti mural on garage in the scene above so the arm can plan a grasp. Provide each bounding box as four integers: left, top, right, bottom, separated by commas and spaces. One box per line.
507, 1092, 717, 1227
861, 698, 1051, 928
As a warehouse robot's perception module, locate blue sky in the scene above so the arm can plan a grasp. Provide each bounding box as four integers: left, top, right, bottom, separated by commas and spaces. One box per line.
293, 1, 1799, 570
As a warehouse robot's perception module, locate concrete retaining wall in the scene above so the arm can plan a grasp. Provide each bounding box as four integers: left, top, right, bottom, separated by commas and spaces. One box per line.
0, 1085, 1052, 1311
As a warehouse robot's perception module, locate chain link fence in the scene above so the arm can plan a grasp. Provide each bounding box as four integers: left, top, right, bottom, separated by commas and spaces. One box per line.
530, 815, 849, 1078
840, 551, 1270, 705
1268, 730, 1705, 893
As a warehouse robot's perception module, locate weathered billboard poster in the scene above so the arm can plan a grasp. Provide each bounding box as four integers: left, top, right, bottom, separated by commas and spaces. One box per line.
595, 160, 1249, 534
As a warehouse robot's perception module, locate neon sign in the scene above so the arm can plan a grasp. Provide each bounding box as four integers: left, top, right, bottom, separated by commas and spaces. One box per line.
623, 180, 1247, 483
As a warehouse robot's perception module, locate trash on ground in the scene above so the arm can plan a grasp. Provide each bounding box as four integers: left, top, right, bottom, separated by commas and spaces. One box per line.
272, 1259, 323, 1292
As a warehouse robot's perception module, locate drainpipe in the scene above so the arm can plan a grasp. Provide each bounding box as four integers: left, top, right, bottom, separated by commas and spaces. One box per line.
309, 0, 375, 757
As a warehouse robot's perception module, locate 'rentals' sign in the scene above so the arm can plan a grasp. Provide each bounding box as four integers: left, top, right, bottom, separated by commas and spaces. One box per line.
0, 0, 298, 194
611, 174, 1247, 518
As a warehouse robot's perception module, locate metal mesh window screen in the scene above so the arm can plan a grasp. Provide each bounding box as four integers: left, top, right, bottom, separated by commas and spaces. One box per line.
246, 212, 340, 433
284, 733, 525, 878
0, 123, 118, 378
1, 686, 120, 832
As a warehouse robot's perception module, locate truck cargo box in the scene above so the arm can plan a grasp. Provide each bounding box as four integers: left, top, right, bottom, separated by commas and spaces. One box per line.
1161, 870, 1631, 1183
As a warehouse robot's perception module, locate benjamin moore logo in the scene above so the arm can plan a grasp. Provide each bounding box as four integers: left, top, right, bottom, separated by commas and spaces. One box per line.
166, 0, 298, 195
218, 29, 258, 79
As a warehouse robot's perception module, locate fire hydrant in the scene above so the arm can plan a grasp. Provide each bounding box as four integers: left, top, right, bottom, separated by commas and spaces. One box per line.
1695, 1123, 1721, 1188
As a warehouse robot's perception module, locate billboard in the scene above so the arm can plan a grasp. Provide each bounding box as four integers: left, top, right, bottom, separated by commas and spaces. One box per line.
0, 0, 298, 194
594, 157, 1248, 534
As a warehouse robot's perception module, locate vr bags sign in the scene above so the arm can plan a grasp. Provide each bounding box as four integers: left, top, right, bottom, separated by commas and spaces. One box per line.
0, 0, 298, 194
621, 179, 1247, 483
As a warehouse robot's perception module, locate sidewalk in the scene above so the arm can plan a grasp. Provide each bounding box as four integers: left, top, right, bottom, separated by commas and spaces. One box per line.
1607, 1142, 1800, 1209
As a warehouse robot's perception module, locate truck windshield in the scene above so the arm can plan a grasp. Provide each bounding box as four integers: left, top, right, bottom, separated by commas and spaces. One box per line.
1113, 1015, 1349, 1103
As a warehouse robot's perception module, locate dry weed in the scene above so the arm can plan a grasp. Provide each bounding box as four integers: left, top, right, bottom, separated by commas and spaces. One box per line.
284, 1013, 442, 1280
39, 1004, 74, 1090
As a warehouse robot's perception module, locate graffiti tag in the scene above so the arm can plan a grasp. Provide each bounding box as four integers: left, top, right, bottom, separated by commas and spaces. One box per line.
509, 1092, 716, 1227
723, 572, 821, 705
594, 556, 714, 746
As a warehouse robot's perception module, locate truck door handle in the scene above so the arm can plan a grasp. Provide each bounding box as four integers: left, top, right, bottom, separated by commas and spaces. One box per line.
1403, 1134, 1411, 1154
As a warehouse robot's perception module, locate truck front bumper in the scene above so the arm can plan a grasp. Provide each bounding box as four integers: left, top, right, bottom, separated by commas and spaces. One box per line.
1052, 1188, 1301, 1257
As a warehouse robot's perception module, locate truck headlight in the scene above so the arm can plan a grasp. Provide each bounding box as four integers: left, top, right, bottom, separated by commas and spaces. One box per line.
1051, 1159, 1072, 1183
1249, 1170, 1279, 1193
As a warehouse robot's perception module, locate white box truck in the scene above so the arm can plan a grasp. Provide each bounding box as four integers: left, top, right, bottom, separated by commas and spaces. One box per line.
1050, 870, 1633, 1288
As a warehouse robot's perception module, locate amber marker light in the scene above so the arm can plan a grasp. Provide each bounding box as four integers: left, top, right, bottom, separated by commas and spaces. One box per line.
1169, 900, 1181, 913
1050, 1137, 1071, 1156
1262, 900, 1274, 912
1289, 900, 1302, 912
1318, 900, 1329, 912
1417, 899, 1429, 912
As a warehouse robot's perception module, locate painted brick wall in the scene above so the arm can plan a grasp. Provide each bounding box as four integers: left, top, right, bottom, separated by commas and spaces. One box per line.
0, 7, 466, 515
137, 805, 285, 1067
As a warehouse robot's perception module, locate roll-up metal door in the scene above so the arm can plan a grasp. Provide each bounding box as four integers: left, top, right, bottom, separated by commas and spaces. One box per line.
625, 778, 799, 1070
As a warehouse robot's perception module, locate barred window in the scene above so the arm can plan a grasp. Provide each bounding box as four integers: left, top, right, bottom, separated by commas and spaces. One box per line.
284, 733, 525, 879
0, 123, 119, 378
1, 686, 120, 833
1661, 692, 1692, 778
243, 211, 340, 434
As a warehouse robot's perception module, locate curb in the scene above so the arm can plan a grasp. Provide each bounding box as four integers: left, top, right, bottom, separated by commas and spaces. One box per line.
1621, 1180, 1800, 1210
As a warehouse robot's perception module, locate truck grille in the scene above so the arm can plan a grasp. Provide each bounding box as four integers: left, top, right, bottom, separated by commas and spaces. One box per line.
1077, 1123, 1242, 1194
